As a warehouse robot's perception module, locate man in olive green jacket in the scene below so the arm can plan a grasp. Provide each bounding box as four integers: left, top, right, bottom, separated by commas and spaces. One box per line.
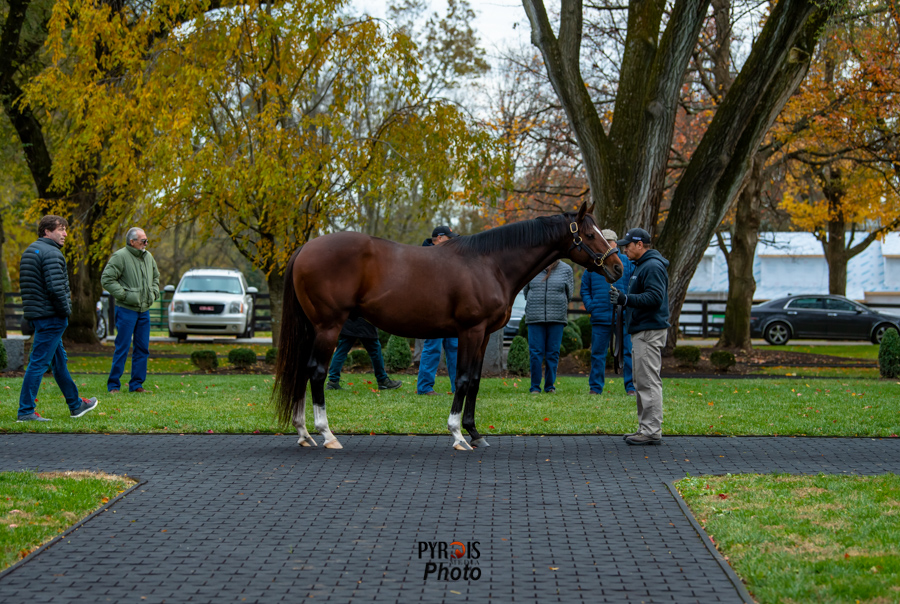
101, 227, 160, 393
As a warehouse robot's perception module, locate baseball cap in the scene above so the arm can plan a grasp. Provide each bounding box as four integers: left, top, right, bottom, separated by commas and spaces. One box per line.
432, 225, 459, 238
600, 229, 617, 241
616, 228, 652, 247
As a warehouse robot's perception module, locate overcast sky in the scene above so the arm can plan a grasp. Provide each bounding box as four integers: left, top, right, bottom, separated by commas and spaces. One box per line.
352, 0, 531, 54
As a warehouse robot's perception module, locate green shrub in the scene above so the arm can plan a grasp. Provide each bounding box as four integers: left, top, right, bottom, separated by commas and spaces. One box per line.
0, 338, 6, 371
265, 347, 277, 365
673, 345, 701, 368
571, 348, 591, 369
561, 325, 581, 356
344, 349, 372, 370
879, 328, 900, 379
574, 315, 592, 349
709, 350, 736, 372
383, 335, 411, 372
507, 336, 529, 376
378, 329, 391, 347
227, 348, 257, 369
517, 318, 528, 339
190, 350, 218, 371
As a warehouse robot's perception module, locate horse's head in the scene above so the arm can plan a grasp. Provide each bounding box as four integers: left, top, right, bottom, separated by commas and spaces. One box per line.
566, 202, 624, 283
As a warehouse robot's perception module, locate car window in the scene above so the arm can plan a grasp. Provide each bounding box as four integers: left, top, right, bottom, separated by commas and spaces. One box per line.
179, 276, 243, 294
512, 292, 526, 311
824, 298, 857, 312
786, 297, 823, 310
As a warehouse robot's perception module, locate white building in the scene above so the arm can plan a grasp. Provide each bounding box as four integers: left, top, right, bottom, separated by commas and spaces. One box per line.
687, 231, 900, 305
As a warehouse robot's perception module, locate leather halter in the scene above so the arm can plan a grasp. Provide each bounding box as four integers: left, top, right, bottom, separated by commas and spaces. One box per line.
569, 221, 617, 267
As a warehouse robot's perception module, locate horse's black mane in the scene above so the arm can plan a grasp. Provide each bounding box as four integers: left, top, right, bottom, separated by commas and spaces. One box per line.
449, 213, 574, 256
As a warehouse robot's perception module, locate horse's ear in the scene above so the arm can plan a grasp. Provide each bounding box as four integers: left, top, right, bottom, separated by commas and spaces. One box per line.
575, 201, 588, 222
587, 201, 595, 215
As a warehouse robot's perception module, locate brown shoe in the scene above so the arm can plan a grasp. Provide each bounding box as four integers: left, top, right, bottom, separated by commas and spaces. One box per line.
131, 387, 148, 393
625, 433, 661, 446
419, 390, 441, 396
622, 431, 641, 441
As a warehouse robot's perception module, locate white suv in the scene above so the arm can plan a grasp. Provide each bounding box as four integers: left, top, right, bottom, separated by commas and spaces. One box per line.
166, 268, 258, 341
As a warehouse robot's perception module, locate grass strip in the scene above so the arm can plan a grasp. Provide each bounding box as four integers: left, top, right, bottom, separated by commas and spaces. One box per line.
1, 374, 898, 436
675, 473, 900, 603
0, 471, 135, 571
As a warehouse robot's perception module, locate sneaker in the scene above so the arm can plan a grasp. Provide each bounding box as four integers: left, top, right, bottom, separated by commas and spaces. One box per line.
377, 378, 402, 390
17, 412, 51, 422
418, 390, 441, 395
544, 388, 556, 394
625, 433, 661, 446
130, 387, 148, 393
109, 389, 120, 393
70, 397, 99, 418
623, 431, 641, 441
325, 381, 342, 391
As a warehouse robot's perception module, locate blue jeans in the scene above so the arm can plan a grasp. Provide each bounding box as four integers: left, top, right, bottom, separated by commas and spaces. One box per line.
589, 324, 634, 394
417, 338, 457, 394
18, 316, 82, 416
108, 307, 151, 392
528, 323, 564, 392
327, 336, 389, 384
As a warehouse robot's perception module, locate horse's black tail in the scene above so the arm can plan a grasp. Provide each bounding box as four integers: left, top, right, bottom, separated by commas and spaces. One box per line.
272, 248, 313, 426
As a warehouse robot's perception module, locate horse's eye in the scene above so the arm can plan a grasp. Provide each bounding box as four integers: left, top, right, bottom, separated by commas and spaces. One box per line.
586, 232, 595, 239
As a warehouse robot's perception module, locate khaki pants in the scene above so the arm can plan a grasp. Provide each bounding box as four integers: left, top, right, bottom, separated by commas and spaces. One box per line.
631, 328, 667, 438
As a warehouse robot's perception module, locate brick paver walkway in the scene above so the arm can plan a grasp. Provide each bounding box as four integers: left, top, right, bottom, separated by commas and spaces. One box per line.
1, 434, 898, 603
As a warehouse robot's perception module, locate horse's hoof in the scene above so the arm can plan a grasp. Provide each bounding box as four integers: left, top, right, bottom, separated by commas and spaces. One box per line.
324, 439, 343, 449
298, 436, 317, 447
453, 440, 473, 451
470, 437, 490, 448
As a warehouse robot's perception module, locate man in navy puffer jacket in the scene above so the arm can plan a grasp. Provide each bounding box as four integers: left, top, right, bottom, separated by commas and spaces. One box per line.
610, 228, 670, 445
580, 230, 634, 396
16, 216, 98, 422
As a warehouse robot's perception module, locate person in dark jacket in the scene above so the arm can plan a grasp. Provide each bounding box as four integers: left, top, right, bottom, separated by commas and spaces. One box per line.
580, 229, 635, 395
16, 215, 98, 422
609, 228, 670, 445
523, 260, 574, 393
326, 317, 402, 390
417, 225, 459, 395
101, 227, 160, 393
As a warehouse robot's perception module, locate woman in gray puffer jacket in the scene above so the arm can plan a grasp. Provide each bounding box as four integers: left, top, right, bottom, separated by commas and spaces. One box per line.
523, 260, 574, 393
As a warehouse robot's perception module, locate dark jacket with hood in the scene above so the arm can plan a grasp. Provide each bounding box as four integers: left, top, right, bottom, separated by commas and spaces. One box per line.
623, 249, 670, 334
19, 237, 71, 320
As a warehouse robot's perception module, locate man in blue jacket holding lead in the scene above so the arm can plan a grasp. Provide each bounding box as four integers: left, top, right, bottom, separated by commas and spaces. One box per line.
609, 228, 670, 445
580, 229, 635, 396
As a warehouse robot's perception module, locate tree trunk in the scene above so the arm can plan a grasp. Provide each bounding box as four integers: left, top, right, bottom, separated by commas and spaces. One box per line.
0, 212, 7, 338
716, 157, 763, 350
267, 271, 285, 349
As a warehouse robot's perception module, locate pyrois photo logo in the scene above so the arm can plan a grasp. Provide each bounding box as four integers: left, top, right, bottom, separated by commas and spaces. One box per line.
417, 540, 482, 581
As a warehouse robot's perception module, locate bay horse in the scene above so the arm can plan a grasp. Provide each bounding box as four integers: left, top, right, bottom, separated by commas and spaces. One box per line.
273, 202, 623, 451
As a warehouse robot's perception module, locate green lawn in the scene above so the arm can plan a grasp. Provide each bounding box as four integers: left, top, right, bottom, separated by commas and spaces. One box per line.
764, 343, 881, 360
677, 473, 900, 603
0, 471, 134, 570
1, 374, 898, 437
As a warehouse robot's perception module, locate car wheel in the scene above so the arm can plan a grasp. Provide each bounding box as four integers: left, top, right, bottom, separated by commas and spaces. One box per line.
872, 324, 899, 344
95, 316, 107, 340
242, 323, 255, 339
764, 321, 791, 345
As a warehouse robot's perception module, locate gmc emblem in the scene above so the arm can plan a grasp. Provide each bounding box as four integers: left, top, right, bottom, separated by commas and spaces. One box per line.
199, 306, 214, 311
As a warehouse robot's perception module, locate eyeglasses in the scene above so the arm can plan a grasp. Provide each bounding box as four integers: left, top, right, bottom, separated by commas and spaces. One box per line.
134, 239, 149, 244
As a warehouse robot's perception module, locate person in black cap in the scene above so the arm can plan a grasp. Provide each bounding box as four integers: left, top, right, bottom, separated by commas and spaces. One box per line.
609, 227, 670, 445
417, 225, 459, 395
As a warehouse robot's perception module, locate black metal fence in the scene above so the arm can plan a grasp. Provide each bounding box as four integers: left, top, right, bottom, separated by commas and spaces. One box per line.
5, 292, 898, 339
